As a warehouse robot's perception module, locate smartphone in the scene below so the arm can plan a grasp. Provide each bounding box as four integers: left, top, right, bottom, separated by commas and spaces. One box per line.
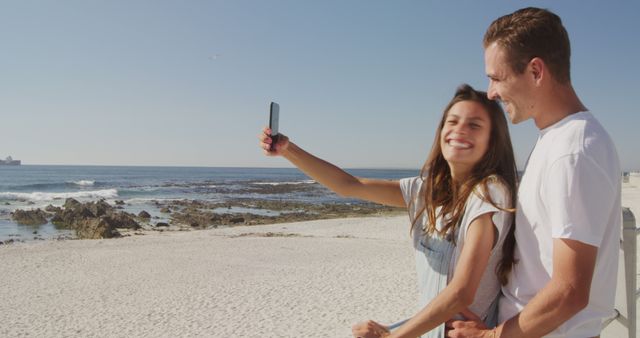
269, 102, 280, 151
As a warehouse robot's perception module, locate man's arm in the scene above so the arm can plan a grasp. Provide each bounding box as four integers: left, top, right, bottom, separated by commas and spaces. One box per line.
495, 238, 597, 337
448, 238, 597, 338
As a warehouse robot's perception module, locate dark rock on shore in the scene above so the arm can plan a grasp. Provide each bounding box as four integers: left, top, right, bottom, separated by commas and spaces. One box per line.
51, 205, 95, 227
138, 211, 151, 219
73, 218, 121, 239
64, 198, 82, 209
11, 209, 48, 225
169, 209, 220, 228
245, 182, 322, 195
156, 222, 169, 227
162, 198, 404, 229
115, 200, 125, 205
50, 198, 141, 239
45, 205, 62, 213
103, 212, 140, 229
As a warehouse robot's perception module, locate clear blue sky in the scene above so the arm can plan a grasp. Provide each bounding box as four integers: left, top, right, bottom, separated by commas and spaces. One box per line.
1, 1, 638, 171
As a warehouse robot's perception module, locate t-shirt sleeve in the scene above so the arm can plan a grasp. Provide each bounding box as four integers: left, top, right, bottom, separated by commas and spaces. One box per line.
399, 177, 419, 207
543, 154, 616, 247
464, 181, 511, 238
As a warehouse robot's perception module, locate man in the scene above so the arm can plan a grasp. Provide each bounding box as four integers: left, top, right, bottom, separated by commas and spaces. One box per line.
449, 7, 621, 338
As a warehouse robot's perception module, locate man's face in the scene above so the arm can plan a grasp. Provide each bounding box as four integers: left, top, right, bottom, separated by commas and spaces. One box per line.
484, 42, 534, 124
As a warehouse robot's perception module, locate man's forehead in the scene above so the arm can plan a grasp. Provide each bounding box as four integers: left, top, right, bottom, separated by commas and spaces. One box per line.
484, 43, 507, 76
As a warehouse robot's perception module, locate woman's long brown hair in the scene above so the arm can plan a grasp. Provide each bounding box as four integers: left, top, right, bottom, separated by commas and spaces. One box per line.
410, 84, 518, 285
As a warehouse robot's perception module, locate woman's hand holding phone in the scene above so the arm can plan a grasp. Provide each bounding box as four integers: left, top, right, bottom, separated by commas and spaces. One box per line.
259, 126, 289, 156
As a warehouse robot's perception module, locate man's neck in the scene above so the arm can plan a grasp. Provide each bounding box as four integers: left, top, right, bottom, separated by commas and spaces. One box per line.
533, 83, 587, 130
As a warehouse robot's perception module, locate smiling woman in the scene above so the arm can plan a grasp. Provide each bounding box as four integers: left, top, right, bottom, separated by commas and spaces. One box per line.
258, 83, 518, 337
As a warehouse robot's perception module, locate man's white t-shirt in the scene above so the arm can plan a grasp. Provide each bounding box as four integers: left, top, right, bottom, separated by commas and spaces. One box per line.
499, 112, 621, 337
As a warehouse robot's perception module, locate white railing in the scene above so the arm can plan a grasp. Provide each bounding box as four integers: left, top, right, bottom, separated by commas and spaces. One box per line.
602, 208, 638, 338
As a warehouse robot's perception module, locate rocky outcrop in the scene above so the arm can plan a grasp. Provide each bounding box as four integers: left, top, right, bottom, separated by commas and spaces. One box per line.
64, 198, 82, 209
162, 198, 404, 229
50, 199, 141, 239
11, 209, 48, 225
171, 209, 222, 228
169, 208, 276, 228
45, 205, 62, 213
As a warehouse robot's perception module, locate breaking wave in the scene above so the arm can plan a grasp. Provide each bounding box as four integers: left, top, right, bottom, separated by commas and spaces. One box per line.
0, 189, 118, 202
69, 180, 95, 186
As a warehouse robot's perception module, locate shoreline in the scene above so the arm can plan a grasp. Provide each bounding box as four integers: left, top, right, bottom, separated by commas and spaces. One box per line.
1, 197, 406, 244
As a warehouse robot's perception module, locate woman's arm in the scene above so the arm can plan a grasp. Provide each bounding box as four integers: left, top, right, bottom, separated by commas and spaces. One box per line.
259, 127, 406, 208
389, 213, 496, 337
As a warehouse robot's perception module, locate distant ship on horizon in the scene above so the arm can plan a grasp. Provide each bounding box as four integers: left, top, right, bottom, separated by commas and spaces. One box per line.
0, 156, 21, 165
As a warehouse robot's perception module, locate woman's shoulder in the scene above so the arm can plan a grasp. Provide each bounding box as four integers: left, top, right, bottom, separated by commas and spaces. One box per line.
399, 176, 423, 192
470, 175, 512, 207
399, 176, 424, 203
485, 175, 511, 194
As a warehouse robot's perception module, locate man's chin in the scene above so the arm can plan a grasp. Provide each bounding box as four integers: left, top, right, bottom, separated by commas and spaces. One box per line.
508, 112, 526, 124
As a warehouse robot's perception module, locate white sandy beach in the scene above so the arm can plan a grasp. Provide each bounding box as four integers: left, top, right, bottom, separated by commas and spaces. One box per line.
0, 216, 418, 337
1, 182, 639, 338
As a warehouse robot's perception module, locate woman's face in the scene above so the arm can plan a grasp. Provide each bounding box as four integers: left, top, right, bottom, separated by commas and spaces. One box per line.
440, 101, 492, 171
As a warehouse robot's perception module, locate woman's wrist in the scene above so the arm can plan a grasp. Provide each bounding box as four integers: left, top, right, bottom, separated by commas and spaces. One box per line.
280, 141, 295, 158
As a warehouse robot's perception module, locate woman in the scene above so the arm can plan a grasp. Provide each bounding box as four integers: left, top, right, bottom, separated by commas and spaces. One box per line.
258, 84, 517, 338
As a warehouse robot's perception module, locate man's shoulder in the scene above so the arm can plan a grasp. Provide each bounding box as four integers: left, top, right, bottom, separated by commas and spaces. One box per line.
545, 112, 616, 162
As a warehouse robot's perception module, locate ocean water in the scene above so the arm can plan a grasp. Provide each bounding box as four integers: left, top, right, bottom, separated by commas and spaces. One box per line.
0, 165, 418, 241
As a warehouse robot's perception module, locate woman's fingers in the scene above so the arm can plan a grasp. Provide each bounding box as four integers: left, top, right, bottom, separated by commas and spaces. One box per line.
351, 320, 389, 338
258, 126, 289, 156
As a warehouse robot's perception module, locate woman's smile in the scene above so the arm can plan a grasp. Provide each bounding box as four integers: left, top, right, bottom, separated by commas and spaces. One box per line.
446, 138, 474, 150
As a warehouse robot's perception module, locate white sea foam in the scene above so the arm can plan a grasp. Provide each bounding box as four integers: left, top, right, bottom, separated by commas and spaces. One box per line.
0, 189, 118, 202
252, 180, 316, 186
71, 180, 96, 186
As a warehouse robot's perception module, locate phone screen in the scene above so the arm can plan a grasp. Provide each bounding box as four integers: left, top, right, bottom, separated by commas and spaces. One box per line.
269, 102, 280, 150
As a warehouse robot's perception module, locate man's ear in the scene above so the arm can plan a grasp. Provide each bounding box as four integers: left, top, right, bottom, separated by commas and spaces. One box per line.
528, 57, 546, 85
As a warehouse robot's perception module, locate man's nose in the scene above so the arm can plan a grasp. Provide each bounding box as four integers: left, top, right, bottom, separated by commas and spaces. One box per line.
487, 81, 499, 100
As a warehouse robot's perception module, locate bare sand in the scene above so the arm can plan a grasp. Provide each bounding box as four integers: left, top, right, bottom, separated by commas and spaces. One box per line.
1, 183, 638, 338
0, 216, 417, 337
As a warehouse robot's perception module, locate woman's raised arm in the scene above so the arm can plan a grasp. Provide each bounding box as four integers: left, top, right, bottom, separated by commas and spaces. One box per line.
259, 127, 406, 208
